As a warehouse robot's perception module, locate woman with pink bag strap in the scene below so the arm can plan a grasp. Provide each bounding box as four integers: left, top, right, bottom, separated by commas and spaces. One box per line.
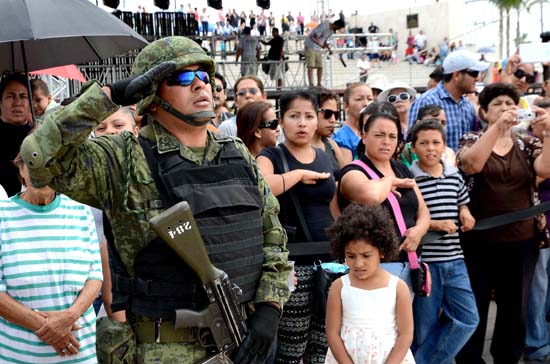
336, 107, 430, 294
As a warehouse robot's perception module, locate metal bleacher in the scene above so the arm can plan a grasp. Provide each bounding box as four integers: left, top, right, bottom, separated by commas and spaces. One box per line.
58, 11, 432, 100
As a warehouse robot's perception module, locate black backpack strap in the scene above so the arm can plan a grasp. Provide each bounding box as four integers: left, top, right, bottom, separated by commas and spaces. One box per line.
276, 145, 313, 243
138, 133, 175, 209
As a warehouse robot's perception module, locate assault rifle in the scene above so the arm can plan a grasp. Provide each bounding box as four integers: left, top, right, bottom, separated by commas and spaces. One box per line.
149, 201, 247, 364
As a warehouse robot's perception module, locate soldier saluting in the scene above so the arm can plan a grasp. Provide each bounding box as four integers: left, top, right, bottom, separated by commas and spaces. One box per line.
22, 36, 291, 364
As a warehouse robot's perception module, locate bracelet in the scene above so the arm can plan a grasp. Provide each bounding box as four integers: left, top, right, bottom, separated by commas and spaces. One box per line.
281, 174, 286, 193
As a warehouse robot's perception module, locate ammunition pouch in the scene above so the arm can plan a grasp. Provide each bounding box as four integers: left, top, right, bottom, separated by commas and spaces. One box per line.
96, 317, 136, 364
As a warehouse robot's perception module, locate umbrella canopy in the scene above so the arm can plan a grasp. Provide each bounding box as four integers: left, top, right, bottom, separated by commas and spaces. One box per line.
31, 65, 87, 83
0, 0, 148, 73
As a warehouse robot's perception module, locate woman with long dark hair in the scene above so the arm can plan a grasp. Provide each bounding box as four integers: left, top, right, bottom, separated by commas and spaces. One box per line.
257, 90, 337, 364
237, 101, 280, 157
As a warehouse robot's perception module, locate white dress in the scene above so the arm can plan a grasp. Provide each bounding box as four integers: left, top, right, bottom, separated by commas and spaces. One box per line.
325, 274, 416, 364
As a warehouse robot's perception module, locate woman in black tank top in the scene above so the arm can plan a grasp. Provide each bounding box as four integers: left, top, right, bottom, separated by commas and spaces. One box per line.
257, 90, 337, 364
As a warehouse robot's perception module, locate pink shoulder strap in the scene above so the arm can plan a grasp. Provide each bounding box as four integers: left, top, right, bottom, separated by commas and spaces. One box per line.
351, 160, 420, 268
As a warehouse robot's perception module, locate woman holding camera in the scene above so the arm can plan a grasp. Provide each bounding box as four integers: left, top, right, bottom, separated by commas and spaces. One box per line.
456, 82, 550, 364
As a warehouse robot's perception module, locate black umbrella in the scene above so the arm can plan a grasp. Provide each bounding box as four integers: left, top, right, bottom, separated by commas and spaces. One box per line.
0, 0, 148, 73
0, 0, 148, 121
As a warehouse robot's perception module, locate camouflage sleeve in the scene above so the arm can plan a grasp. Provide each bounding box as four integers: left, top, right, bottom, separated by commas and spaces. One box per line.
232, 139, 292, 307
21, 82, 120, 208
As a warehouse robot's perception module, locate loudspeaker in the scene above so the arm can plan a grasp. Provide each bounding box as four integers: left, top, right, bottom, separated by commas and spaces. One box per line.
541, 32, 550, 43
208, 0, 223, 10
256, 0, 270, 10
103, 0, 120, 9
154, 0, 170, 10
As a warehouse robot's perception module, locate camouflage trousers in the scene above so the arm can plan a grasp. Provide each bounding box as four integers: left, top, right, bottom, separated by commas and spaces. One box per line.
136, 342, 208, 364
97, 317, 209, 364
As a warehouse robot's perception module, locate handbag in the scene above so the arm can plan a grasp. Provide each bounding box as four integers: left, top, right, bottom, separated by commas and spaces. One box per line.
312, 261, 349, 317
352, 160, 432, 297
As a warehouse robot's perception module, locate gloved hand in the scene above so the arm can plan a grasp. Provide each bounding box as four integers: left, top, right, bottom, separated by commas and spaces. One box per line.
107, 61, 177, 106
232, 303, 281, 364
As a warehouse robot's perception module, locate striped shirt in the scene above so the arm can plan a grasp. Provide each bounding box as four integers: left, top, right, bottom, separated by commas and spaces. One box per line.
410, 161, 469, 263
408, 82, 476, 152
0, 194, 102, 364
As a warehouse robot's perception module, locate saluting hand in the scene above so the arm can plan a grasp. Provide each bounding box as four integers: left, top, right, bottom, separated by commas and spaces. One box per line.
106, 61, 178, 106
390, 177, 415, 197
300, 170, 331, 184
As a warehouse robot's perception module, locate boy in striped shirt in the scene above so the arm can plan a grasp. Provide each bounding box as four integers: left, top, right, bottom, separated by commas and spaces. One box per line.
408, 118, 479, 364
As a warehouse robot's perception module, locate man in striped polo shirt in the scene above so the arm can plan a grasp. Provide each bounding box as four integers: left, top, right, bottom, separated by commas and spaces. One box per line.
408, 119, 479, 364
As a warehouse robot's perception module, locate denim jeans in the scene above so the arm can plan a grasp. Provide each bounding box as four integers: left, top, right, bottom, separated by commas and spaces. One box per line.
381, 261, 413, 297
525, 248, 550, 361
412, 259, 479, 364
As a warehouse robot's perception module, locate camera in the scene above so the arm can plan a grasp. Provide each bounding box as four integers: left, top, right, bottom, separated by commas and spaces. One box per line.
513, 109, 536, 132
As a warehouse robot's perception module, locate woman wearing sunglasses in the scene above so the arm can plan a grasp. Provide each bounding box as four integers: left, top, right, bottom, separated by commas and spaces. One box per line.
257, 90, 337, 364
377, 82, 417, 137
311, 89, 346, 172
500, 53, 536, 96
237, 101, 280, 158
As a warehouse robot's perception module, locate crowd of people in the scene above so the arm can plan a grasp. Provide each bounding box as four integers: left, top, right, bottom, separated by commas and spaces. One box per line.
0, 25, 550, 364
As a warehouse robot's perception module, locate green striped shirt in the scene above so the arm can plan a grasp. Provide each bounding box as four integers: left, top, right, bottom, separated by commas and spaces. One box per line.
0, 193, 102, 363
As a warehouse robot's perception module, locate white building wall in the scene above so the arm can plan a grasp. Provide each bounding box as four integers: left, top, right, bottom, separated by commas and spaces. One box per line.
350, 0, 465, 55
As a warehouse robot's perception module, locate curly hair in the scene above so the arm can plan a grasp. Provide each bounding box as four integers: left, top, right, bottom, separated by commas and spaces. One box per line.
327, 203, 399, 263
236, 101, 273, 149
478, 82, 520, 112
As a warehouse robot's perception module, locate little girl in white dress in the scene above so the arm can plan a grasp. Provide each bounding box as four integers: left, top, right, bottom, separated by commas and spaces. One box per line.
325, 203, 416, 364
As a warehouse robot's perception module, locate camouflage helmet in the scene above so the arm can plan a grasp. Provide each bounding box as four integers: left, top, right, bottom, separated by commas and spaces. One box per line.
131, 36, 216, 115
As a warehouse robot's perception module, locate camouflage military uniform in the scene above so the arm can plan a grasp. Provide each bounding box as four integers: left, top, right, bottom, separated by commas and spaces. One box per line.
21, 82, 292, 363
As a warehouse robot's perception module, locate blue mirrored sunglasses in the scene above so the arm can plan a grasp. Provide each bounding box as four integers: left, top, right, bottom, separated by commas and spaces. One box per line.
166, 70, 210, 86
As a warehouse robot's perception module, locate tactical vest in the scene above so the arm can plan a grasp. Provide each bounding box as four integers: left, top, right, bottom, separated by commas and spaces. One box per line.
111, 134, 265, 319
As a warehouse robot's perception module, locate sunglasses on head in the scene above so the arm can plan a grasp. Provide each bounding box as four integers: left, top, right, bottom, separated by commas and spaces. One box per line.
461, 69, 480, 78
258, 119, 279, 130
514, 68, 535, 83
166, 70, 210, 86
387, 92, 411, 103
319, 108, 341, 120
236, 87, 260, 97
215, 85, 223, 93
